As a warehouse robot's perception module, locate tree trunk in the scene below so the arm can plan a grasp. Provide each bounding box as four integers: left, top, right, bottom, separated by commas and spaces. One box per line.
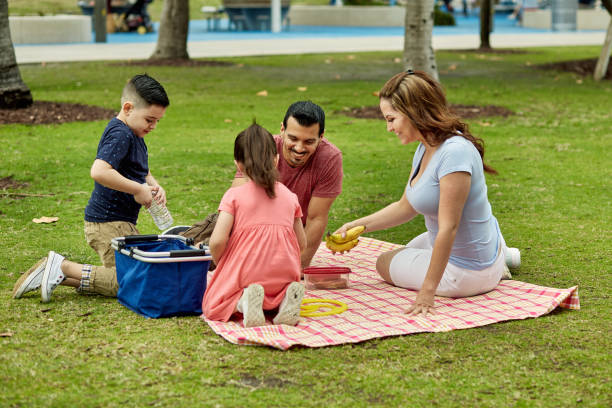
403, 0, 438, 81
479, 0, 492, 50
594, 0, 612, 81
0, 0, 33, 109
150, 0, 190, 60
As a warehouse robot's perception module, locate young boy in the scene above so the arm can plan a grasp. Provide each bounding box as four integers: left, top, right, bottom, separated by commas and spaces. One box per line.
12, 74, 170, 302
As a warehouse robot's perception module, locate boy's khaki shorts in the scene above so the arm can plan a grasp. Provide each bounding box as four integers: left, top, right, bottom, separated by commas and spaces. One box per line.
83, 221, 139, 297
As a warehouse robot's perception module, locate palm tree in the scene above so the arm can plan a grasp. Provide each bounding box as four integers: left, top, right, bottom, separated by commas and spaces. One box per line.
0, 0, 32, 109
404, 0, 438, 80
594, 0, 612, 81
150, 0, 190, 60
479, 0, 492, 50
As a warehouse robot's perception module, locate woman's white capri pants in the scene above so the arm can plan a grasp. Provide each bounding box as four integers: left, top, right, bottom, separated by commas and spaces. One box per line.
388, 232, 506, 298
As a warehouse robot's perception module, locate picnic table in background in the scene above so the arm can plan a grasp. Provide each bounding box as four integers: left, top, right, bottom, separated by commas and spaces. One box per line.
222, 0, 291, 31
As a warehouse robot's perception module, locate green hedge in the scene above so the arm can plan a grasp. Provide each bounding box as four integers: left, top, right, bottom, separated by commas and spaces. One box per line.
434, 4, 456, 26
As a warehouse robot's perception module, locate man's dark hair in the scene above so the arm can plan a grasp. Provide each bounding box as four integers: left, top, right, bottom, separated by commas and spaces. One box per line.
282, 101, 325, 136
122, 74, 169, 108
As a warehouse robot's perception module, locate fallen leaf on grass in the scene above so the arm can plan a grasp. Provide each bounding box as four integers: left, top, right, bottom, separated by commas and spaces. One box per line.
478, 121, 492, 127
448, 64, 457, 71
224, 118, 232, 123
0, 332, 13, 337
256, 90, 268, 96
33, 216, 59, 224
297, 86, 307, 92
372, 91, 380, 97
40, 308, 52, 313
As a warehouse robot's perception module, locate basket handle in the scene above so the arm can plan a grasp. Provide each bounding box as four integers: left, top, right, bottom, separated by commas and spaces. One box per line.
123, 234, 160, 243
169, 249, 210, 258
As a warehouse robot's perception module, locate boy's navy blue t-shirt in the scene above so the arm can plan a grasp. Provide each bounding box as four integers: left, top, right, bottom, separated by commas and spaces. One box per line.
84, 118, 149, 224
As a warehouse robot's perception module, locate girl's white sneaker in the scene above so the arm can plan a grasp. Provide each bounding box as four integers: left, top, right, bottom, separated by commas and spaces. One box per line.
273, 281, 304, 326
237, 284, 265, 328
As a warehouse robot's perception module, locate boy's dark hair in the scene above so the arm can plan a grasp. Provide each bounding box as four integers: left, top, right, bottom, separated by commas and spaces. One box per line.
121, 74, 169, 108
282, 101, 325, 136
234, 123, 279, 199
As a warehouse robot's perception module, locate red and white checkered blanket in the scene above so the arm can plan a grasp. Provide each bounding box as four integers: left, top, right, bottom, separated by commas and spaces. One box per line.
204, 237, 579, 350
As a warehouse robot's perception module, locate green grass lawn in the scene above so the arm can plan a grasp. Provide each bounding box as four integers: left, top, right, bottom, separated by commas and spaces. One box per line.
1, 47, 611, 407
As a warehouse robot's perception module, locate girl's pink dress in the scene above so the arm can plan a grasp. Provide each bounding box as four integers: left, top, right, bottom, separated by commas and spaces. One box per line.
202, 181, 302, 322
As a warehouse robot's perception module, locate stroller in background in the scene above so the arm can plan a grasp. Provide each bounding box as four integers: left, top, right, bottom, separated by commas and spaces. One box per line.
78, 0, 154, 34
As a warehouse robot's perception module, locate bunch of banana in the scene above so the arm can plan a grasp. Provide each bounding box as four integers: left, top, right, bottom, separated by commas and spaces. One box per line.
325, 225, 365, 254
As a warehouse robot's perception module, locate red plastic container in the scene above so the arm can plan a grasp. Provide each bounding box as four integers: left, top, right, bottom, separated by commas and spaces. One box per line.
303, 266, 351, 290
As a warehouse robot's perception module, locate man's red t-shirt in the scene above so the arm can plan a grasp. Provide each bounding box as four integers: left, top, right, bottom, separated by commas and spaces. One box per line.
236, 135, 343, 224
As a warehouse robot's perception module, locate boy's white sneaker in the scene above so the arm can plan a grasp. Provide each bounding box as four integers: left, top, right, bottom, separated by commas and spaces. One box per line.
41, 251, 66, 303
504, 247, 521, 269
12, 257, 48, 299
237, 284, 265, 328
273, 281, 304, 326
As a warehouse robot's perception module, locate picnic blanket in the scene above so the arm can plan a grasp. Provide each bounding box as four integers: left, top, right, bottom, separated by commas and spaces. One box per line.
204, 237, 579, 350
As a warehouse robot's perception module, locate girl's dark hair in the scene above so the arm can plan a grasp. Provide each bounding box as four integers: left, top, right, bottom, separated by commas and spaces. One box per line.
379, 71, 497, 175
234, 123, 279, 198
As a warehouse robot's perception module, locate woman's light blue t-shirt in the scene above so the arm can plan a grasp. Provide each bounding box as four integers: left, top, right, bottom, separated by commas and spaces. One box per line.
406, 136, 500, 270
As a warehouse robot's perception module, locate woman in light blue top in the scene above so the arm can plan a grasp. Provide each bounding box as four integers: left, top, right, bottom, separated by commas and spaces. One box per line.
335, 70, 520, 317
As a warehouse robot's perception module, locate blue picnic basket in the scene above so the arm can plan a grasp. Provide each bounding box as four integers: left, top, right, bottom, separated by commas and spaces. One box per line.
111, 235, 212, 318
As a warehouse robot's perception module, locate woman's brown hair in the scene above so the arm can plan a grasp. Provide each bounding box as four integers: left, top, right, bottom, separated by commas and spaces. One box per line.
379, 71, 497, 174
234, 123, 280, 198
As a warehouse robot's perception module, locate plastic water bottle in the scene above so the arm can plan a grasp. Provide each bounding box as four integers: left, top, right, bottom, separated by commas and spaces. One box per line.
148, 190, 173, 230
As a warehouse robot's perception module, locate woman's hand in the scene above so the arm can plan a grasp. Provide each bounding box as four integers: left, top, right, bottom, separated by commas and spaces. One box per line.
333, 222, 361, 240
405, 289, 436, 318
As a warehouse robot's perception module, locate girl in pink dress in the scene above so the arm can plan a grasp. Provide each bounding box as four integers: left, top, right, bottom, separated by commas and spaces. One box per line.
202, 124, 307, 327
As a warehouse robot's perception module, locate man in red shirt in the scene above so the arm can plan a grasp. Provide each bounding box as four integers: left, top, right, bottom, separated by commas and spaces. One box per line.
233, 101, 343, 268
175, 101, 342, 269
